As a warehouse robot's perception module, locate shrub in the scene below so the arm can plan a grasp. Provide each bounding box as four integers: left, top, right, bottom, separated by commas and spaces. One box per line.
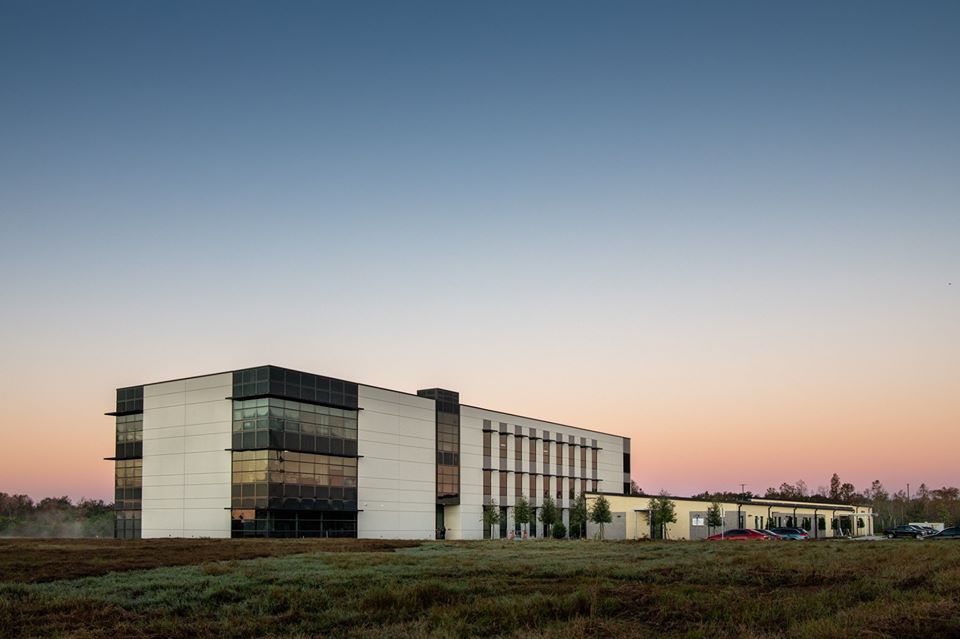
552, 522, 567, 539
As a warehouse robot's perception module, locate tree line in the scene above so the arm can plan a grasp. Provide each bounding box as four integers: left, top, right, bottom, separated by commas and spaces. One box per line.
692, 474, 960, 530
0, 493, 114, 538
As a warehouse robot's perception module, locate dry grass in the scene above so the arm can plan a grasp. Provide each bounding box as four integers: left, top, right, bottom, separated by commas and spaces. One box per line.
1, 539, 959, 638
0, 538, 420, 583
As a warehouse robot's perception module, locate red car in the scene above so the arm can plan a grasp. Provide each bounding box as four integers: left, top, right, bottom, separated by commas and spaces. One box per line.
705, 529, 772, 540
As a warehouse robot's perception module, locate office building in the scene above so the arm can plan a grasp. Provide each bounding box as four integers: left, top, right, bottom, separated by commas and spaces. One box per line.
108, 365, 631, 539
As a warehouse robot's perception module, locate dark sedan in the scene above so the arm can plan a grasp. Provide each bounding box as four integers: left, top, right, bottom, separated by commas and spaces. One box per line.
927, 527, 960, 539
884, 525, 926, 539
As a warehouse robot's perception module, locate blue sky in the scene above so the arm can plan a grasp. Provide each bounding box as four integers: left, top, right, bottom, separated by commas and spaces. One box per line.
0, 1, 957, 499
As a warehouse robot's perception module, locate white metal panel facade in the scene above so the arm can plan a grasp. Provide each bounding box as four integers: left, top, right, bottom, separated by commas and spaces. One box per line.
356, 385, 436, 539
141, 373, 232, 538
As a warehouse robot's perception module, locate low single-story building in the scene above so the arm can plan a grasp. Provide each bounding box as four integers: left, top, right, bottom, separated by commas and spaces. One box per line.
585, 494, 875, 540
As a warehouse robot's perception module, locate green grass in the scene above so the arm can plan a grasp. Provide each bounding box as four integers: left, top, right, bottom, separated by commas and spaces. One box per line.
2, 539, 959, 638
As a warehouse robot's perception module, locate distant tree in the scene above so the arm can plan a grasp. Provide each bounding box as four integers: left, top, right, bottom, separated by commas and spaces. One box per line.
890, 489, 909, 526
906, 498, 926, 522
0, 493, 112, 538
630, 480, 644, 496
864, 480, 889, 502
692, 490, 755, 502
538, 496, 559, 537
589, 495, 613, 540
0, 493, 35, 518
77, 498, 112, 519
649, 491, 677, 539
706, 501, 724, 535
568, 494, 587, 538
37, 496, 72, 511
932, 486, 959, 501
795, 480, 810, 497
513, 494, 532, 536
482, 500, 501, 539
838, 482, 857, 504
829, 474, 842, 501
934, 503, 950, 524
779, 483, 799, 499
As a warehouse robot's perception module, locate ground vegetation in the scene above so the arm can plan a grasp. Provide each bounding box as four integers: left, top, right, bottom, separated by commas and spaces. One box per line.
2, 539, 959, 638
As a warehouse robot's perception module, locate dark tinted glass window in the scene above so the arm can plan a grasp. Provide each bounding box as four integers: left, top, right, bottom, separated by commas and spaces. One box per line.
115, 386, 144, 414
232, 398, 358, 456
114, 459, 142, 538
115, 414, 143, 459
231, 450, 357, 512
233, 367, 358, 409
231, 509, 356, 538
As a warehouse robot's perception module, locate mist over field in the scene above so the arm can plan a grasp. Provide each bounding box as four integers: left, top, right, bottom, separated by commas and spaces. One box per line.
0, 494, 112, 538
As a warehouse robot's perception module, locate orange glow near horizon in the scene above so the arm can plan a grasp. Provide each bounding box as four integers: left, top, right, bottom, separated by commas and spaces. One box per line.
1, 335, 956, 503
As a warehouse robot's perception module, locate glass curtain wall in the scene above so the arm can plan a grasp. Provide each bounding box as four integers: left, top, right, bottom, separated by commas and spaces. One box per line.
417, 388, 461, 507
114, 458, 141, 539
112, 386, 143, 539
230, 367, 360, 538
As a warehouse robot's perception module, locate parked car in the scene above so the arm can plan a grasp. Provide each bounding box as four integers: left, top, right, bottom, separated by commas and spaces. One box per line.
705, 529, 771, 540
884, 525, 926, 539
926, 527, 960, 540
759, 529, 787, 540
770, 527, 809, 540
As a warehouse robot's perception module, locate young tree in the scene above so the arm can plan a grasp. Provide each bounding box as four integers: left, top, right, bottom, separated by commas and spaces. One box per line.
649, 491, 677, 539
569, 493, 588, 539
514, 494, 532, 536
589, 495, 613, 539
482, 499, 501, 539
538, 495, 559, 537
706, 501, 724, 535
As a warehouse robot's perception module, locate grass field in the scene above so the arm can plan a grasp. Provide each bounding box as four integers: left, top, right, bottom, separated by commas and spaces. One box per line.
1, 539, 959, 639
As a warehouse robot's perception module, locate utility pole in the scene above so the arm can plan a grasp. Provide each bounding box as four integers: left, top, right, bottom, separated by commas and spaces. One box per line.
906, 483, 911, 526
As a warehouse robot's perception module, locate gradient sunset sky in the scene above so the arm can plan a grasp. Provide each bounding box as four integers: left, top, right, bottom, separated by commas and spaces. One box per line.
1, 1, 957, 502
